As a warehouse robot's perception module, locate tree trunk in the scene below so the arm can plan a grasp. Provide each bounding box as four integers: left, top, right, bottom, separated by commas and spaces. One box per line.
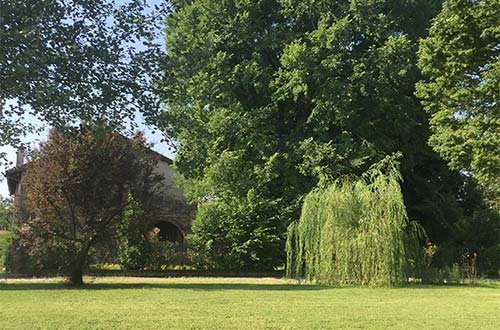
68, 242, 91, 285
69, 267, 84, 285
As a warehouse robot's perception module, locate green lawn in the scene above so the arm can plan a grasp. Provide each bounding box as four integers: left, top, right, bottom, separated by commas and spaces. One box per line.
0, 277, 498, 329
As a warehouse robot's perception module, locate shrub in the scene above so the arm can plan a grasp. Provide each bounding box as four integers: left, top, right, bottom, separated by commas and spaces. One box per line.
0, 231, 13, 271
116, 196, 151, 270
430, 207, 499, 276
188, 197, 283, 271
144, 230, 185, 270
6, 228, 74, 275
0, 198, 14, 231
116, 196, 190, 270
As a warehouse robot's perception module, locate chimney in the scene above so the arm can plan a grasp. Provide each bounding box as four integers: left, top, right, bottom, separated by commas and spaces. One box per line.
16, 147, 25, 167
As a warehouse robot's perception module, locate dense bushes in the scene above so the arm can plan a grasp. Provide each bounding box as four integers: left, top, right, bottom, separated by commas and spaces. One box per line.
118, 229, 186, 271
0, 198, 14, 231
6, 226, 188, 274
117, 198, 187, 270
0, 231, 13, 271
6, 230, 82, 274
6, 194, 189, 274
430, 207, 499, 276
116, 197, 152, 270
188, 197, 284, 271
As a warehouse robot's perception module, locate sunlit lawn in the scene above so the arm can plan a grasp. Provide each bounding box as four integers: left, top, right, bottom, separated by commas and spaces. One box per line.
0, 276, 498, 329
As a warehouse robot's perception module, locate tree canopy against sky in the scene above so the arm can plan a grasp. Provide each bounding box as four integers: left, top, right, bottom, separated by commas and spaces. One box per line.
0, 0, 168, 163
416, 0, 500, 204
157, 0, 480, 269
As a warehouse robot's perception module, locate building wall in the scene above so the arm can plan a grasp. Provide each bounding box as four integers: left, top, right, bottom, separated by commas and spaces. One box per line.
150, 159, 195, 236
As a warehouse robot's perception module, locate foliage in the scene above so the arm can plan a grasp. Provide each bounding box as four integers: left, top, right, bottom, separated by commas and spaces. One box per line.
117, 196, 186, 271
188, 196, 283, 270
11, 126, 163, 284
0, 0, 169, 163
423, 241, 438, 269
0, 197, 14, 230
286, 156, 422, 285
6, 228, 75, 274
158, 0, 490, 269
116, 195, 151, 270
0, 230, 13, 271
432, 204, 500, 275
145, 229, 184, 270
423, 255, 485, 284
420, 263, 462, 284
1, 277, 500, 330
420, 197, 499, 280
461, 251, 478, 282
416, 0, 500, 205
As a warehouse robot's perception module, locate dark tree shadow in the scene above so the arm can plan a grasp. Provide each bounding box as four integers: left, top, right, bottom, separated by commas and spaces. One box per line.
1, 277, 496, 291
0, 282, 334, 292
399, 282, 500, 289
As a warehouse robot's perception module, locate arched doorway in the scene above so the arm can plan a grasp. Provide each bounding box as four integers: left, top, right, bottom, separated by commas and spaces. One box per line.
153, 221, 184, 243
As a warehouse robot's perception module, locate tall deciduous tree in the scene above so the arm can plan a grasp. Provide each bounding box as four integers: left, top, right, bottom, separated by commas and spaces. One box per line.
416, 0, 500, 205
159, 0, 474, 269
0, 0, 168, 161
17, 126, 162, 284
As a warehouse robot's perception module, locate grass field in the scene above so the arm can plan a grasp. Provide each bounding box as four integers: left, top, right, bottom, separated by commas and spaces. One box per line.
0, 277, 498, 329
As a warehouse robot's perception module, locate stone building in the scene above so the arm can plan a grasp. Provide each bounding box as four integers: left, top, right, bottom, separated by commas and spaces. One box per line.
5, 146, 195, 244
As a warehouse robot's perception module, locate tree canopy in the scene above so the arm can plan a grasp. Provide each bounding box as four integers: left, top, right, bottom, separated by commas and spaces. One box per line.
0, 0, 168, 159
12, 126, 162, 284
2, 0, 496, 275
158, 0, 480, 269
416, 0, 500, 202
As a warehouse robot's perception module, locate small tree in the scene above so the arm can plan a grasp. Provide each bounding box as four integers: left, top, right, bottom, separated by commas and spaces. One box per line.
286, 156, 423, 286
17, 126, 162, 284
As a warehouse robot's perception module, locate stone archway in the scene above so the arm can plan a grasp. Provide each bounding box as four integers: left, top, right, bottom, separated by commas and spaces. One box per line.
153, 221, 184, 243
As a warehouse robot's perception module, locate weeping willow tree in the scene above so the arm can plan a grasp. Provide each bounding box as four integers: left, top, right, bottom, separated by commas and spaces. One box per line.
286, 156, 423, 286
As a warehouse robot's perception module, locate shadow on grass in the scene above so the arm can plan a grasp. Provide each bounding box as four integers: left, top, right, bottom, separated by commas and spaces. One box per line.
399, 282, 500, 289
0, 282, 334, 292
2, 281, 496, 291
